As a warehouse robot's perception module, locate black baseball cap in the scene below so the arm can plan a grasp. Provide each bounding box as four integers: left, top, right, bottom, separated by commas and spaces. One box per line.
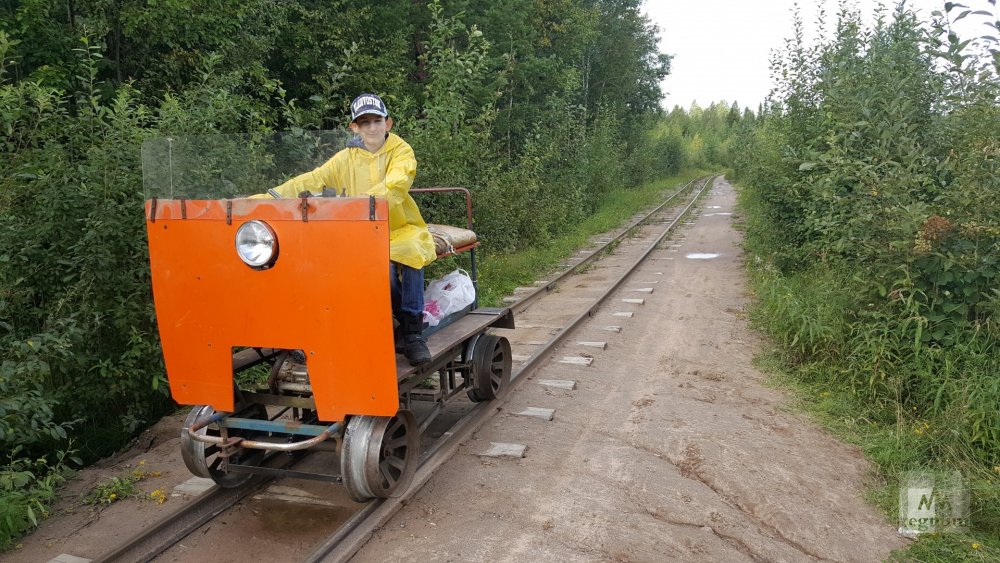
350, 93, 389, 122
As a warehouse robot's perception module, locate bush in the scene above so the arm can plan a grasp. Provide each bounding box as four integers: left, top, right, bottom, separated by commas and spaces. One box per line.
0, 0, 681, 550
0, 447, 76, 551
732, 2, 999, 552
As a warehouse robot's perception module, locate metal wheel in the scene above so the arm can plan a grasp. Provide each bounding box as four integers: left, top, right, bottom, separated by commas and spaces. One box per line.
180, 404, 267, 488
467, 334, 512, 402
340, 410, 419, 502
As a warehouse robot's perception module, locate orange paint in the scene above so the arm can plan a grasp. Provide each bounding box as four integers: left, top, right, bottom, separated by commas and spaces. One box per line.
145, 197, 398, 422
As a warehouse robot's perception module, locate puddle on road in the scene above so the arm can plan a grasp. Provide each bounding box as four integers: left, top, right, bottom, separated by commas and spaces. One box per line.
703, 212, 732, 217
707, 205, 722, 209
685, 253, 721, 260
250, 497, 355, 539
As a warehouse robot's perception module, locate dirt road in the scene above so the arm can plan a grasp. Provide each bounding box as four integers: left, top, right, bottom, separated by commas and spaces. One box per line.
351, 177, 906, 562
8, 177, 906, 563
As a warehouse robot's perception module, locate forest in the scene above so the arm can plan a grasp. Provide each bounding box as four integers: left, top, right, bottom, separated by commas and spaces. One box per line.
0, 0, 746, 547
731, 1, 999, 555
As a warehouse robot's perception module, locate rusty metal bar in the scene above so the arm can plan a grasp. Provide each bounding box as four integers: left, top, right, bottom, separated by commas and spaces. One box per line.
187, 415, 342, 452
232, 347, 281, 372
241, 391, 315, 410
411, 187, 474, 229
411, 186, 479, 304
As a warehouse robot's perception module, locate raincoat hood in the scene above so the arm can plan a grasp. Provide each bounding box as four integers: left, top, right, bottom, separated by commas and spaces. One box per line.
346, 134, 391, 151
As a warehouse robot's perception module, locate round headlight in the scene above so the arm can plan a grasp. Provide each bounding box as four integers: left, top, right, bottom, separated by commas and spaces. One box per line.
235, 220, 278, 269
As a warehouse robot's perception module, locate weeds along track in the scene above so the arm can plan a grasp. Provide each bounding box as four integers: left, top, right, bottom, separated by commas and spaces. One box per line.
92, 175, 716, 563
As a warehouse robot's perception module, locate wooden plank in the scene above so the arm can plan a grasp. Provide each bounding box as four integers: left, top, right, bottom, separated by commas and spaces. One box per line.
396, 308, 513, 381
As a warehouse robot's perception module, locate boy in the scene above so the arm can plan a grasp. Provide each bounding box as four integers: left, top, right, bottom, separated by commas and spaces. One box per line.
260, 93, 436, 365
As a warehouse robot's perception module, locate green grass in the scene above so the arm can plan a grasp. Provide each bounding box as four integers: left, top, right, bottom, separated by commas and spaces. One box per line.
235, 363, 272, 390
0, 444, 80, 551
756, 352, 1000, 561
737, 169, 1000, 561
470, 169, 712, 306
82, 461, 166, 507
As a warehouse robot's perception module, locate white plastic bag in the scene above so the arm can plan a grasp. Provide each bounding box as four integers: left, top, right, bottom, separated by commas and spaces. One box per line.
423, 269, 476, 326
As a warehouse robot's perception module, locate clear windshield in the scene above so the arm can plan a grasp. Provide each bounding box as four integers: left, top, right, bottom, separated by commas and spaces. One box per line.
141, 130, 355, 200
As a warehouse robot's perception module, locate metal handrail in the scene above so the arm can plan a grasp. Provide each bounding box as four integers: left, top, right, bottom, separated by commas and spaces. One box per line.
411, 186, 480, 306
411, 187, 474, 230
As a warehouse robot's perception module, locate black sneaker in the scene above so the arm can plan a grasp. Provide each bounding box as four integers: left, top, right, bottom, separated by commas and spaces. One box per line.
403, 335, 431, 366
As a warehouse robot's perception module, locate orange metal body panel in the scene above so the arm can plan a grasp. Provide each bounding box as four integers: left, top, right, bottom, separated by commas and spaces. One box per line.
145, 197, 398, 423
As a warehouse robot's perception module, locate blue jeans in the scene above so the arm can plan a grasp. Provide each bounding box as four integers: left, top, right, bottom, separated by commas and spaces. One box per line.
390, 262, 424, 318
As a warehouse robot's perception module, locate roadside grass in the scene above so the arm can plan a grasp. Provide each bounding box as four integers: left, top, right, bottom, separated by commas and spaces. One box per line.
0, 449, 76, 551
756, 352, 1000, 562
734, 171, 999, 561
82, 460, 167, 507
465, 169, 712, 306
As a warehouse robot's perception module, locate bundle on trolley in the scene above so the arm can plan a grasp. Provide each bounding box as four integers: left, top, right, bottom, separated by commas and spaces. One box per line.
142, 131, 513, 501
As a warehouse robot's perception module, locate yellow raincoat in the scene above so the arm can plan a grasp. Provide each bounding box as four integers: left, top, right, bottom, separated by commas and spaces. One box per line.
262, 133, 436, 269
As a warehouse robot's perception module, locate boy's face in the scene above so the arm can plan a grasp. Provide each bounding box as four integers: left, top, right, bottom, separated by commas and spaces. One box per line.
350, 114, 393, 151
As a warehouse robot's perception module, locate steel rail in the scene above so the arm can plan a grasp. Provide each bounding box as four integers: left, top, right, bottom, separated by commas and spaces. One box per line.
91, 175, 714, 563
508, 175, 713, 384
92, 460, 285, 562
509, 176, 700, 315
305, 175, 717, 563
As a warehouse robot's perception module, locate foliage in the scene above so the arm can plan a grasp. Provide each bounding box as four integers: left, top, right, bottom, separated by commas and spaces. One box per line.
0, 0, 680, 550
757, 351, 1000, 563
0, 447, 76, 551
82, 460, 163, 507
731, 0, 1000, 554
476, 169, 710, 306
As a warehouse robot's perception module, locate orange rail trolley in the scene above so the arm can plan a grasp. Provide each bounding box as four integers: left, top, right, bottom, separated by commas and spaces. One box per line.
142, 132, 513, 501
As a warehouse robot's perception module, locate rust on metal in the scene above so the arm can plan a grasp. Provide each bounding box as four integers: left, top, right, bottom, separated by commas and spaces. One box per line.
232, 347, 281, 372
242, 390, 314, 410
411, 187, 475, 229
187, 419, 342, 452
300, 196, 310, 222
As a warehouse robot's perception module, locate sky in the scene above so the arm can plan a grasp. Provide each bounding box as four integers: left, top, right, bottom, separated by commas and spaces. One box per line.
644, 0, 992, 111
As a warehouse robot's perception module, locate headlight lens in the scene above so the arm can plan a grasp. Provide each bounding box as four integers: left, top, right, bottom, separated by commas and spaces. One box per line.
235, 220, 278, 268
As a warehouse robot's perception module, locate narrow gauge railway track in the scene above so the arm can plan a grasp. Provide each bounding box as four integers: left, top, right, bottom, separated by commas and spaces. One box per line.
308, 175, 716, 562
93, 175, 715, 563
